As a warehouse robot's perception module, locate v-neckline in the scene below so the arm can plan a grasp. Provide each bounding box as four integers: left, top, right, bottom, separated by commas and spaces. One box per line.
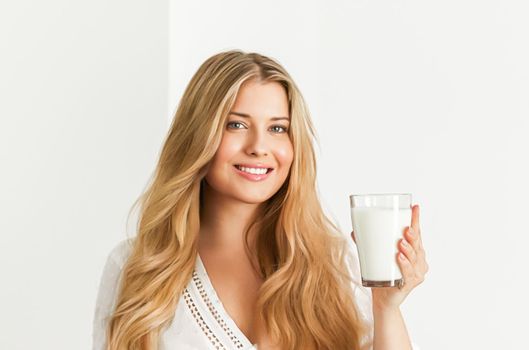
195, 253, 257, 349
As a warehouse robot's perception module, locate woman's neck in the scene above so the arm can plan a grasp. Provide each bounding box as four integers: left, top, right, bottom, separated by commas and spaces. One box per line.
199, 182, 263, 255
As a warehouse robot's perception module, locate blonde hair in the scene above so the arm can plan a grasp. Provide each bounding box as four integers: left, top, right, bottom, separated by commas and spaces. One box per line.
107, 50, 369, 349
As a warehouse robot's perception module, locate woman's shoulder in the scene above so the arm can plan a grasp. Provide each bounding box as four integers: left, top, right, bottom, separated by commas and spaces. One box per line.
92, 237, 135, 349
105, 237, 135, 269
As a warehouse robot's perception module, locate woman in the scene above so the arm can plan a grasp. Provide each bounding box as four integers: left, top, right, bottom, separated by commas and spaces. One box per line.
92, 50, 428, 350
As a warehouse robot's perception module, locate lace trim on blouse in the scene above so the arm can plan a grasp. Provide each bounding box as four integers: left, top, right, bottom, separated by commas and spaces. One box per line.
183, 256, 254, 350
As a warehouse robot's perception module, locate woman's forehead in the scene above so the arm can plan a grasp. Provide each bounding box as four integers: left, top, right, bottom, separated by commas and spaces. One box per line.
231, 80, 290, 119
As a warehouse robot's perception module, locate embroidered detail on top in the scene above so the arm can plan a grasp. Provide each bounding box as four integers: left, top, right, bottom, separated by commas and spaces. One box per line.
183, 287, 227, 350
192, 271, 246, 349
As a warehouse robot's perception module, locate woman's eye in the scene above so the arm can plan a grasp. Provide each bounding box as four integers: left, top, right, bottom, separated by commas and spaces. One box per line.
227, 122, 245, 129
271, 125, 288, 133
227, 122, 288, 133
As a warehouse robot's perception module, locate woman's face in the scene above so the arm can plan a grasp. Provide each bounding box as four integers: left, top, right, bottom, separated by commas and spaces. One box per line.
205, 79, 293, 204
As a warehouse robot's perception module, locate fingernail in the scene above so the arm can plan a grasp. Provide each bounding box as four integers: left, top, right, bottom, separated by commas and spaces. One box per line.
409, 227, 414, 236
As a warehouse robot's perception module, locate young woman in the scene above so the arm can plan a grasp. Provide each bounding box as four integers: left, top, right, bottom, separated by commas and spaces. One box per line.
92, 50, 428, 350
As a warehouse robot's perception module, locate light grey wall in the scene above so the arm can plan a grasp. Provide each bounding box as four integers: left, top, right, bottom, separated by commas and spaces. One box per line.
169, 1, 528, 349
0, 1, 168, 349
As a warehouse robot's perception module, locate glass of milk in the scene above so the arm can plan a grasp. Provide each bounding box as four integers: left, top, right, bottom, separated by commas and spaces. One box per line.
349, 193, 412, 288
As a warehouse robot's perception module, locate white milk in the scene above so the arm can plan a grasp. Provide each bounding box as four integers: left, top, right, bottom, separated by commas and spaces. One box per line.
350, 207, 411, 282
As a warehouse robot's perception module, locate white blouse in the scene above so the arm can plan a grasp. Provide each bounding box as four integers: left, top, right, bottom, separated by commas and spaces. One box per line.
92, 238, 420, 350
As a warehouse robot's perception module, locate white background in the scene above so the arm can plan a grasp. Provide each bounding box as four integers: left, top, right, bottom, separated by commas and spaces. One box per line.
0, 1, 168, 349
1, 1, 528, 349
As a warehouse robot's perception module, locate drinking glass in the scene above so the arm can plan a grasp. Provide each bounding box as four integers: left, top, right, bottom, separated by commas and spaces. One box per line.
349, 193, 412, 287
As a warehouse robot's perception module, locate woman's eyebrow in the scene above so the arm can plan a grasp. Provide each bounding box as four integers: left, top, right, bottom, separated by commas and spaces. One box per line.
229, 111, 290, 122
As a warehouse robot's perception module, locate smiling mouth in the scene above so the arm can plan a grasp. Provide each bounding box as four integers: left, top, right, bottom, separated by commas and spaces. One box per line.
234, 165, 274, 174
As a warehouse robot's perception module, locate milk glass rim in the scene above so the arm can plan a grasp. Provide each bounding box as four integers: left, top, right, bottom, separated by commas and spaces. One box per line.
349, 193, 411, 199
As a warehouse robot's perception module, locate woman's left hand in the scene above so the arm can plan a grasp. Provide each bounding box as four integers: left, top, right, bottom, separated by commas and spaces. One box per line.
352, 204, 429, 310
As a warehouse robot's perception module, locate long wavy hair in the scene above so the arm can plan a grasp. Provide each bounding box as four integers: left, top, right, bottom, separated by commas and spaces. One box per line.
107, 50, 370, 349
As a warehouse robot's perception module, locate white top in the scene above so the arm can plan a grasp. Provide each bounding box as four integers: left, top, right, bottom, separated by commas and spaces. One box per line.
92, 238, 420, 349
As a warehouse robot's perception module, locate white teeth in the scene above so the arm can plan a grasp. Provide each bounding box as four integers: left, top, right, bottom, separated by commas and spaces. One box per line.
237, 165, 268, 175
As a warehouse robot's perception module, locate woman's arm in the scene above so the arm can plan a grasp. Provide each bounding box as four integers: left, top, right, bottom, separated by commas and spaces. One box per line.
352, 205, 428, 350
92, 240, 132, 350
372, 304, 412, 350
370, 204, 427, 350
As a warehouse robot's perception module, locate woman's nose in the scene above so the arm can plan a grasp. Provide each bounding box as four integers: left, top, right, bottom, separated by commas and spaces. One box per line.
245, 129, 269, 157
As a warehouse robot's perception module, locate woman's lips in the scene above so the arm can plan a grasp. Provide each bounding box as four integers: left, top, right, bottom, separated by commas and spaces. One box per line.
233, 165, 273, 182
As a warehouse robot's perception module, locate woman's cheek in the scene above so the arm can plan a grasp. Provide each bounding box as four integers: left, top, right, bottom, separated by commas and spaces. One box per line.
215, 135, 241, 161
276, 142, 294, 167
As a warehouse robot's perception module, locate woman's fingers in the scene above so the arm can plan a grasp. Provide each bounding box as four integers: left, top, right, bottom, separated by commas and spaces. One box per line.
411, 204, 420, 231
410, 205, 422, 249
396, 252, 414, 290
399, 237, 417, 264
397, 249, 426, 288
405, 226, 421, 252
